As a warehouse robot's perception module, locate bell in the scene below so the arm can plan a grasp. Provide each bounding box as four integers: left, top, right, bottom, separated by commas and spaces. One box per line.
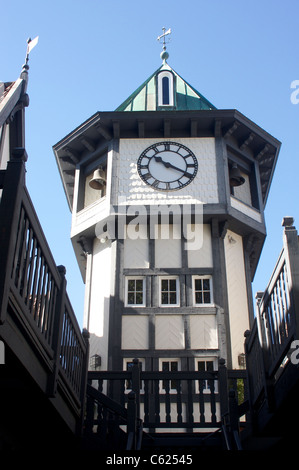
89, 167, 106, 189
229, 163, 245, 187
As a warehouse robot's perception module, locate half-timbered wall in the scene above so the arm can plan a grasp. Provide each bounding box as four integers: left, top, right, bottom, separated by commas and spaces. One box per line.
112, 222, 221, 371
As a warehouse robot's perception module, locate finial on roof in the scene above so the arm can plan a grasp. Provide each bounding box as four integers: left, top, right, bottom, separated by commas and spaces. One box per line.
157, 27, 171, 63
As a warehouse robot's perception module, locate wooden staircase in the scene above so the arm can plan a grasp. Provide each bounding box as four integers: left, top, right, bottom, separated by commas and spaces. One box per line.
82, 362, 248, 451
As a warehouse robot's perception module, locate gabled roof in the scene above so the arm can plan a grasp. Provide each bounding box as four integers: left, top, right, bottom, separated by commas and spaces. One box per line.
115, 63, 216, 112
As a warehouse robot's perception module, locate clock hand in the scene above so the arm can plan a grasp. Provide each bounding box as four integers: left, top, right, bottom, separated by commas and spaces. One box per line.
154, 156, 192, 178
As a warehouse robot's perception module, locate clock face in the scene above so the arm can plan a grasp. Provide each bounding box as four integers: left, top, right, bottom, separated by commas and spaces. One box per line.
137, 142, 198, 191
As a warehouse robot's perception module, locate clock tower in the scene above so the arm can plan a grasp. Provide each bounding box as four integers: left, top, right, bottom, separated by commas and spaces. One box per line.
53, 38, 280, 375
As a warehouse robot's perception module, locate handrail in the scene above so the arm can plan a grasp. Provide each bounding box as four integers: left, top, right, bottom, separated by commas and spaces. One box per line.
252, 236, 296, 380
244, 220, 299, 432
0, 155, 89, 429
86, 359, 248, 437
85, 382, 142, 450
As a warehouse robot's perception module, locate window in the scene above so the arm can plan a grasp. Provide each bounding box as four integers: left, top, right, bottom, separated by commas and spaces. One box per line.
197, 359, 217, 392
159, 359, 180, 392
162, 76, 170, 105
124, 359, 144, 391
193, 276, 213, 305
125, 277, 145, 307
159, 277, 179, 306
157, 71, 174, 107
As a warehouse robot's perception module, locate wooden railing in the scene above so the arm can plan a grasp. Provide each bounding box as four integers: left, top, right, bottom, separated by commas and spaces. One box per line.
0, 151, 89, 433
245, 218, 299, 421
256, 248, 295, 377
85, 358, 248, 449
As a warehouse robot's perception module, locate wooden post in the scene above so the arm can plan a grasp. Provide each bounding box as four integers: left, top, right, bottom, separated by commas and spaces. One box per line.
228, 389, 242, 450
47, 265, 67, 397
76, 328, 90, 437
0, 150, 27, 324
131, 358, 141, 419
228, 389, 239, 433
126, 391, 137, 450
218, 358, 229, 418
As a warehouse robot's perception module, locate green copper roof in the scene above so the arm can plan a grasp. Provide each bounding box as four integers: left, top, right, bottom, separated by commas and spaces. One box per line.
115, 63, 216, 112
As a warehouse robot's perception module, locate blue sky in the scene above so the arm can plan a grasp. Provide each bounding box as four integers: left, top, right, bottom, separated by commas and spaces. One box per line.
1, 0, 299, 328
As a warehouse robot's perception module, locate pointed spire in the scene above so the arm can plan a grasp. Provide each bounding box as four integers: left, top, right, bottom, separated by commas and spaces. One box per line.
157, 27, 171, 64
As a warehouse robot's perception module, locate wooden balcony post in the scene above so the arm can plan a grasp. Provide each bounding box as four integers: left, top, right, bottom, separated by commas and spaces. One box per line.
0, 149, 27, 324
126, 391, 137, 450
76, 328, 90, 437
47, 265, 67, 397
218, 358, 229, 418
131, 358, 141, 419
228, 389, 242, 450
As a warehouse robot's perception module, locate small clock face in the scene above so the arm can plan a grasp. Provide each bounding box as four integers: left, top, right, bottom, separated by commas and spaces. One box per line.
137, 142, 198, 191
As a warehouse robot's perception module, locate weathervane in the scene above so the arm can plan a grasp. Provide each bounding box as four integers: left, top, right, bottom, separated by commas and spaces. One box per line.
24, 36, 39, 66
157, 27, 171, 63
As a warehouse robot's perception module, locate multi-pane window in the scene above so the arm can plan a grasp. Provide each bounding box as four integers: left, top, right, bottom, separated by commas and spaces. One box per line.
126, 278, 145, 306
193, 276, 213, 305
161, 360, 179, 391
160, 277, 179, 306
197, 359, 216, 392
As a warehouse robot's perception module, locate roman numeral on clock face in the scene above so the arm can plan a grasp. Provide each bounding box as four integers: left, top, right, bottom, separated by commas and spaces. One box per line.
152, 179, 160, 188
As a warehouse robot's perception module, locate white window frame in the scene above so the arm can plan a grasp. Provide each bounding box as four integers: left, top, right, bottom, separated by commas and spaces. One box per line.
195, 357, 218, 394
192, 275, 213, 306
125, 277, 146, 307
159, 276, 180, 307
159, 358, 181, 394
157, 71, 174, 107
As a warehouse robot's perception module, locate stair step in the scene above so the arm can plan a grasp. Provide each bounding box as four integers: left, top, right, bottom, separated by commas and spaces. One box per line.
142, 432, 223, 450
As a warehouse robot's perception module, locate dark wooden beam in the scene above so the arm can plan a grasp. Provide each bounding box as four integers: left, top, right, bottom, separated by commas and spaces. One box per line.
214, 120, 222, 138
138, 120, 145, 138
113, 120, 120, 139
259, 155, 275, 169
64, 147, 79, 164
164, 119, 171, 138
80, 137, 96, 153
190, 119, 197, 137
223, 121, 239, 139
95, 124, 112, 141
240, 132, 254, 151
63, 169, 75, 177
255, 144, 269, 162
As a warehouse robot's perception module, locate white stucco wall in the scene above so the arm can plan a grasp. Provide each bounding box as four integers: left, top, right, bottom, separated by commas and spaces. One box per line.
187, 223, 213, 268
224, 230, 250, 368
87, 238, 114, 369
